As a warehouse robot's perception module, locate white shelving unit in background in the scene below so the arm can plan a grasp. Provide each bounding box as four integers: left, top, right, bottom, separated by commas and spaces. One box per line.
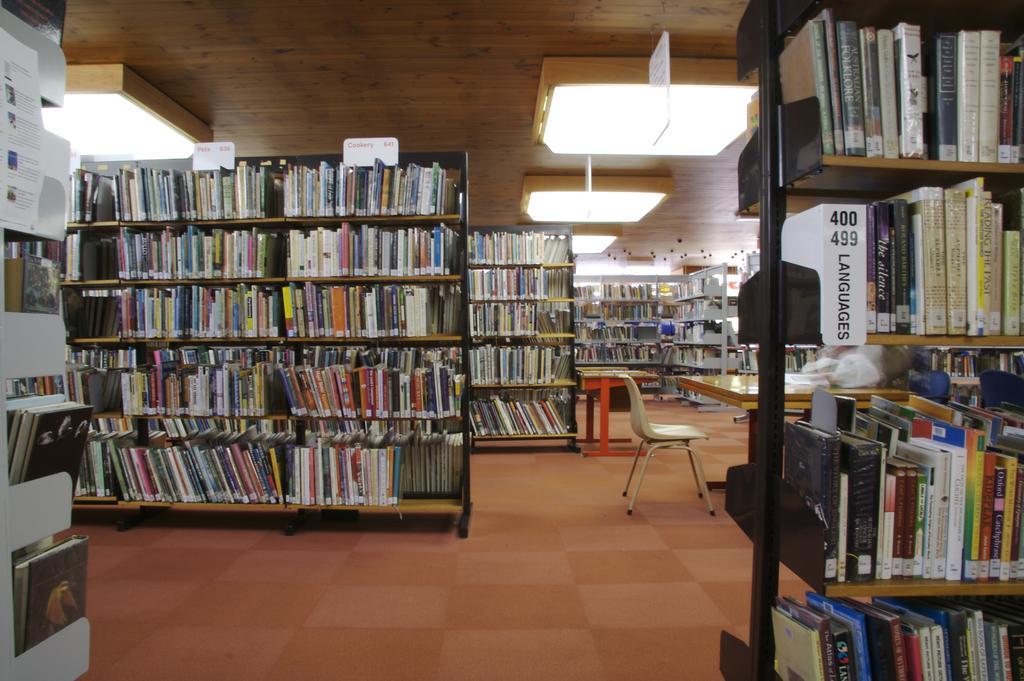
0, 11, 89, 681
673, 263, 741, 411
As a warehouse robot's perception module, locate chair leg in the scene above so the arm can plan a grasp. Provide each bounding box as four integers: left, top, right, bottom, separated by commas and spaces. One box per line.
684, 444, 715, 516
627, 442, 663, 515
686, 449, 701, 498
623, 439, 646, 497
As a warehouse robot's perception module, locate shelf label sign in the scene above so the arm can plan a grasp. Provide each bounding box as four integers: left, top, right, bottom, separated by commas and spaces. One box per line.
343, 137, 399, 166
192, 142, 235, 171
782, 204, 867, 346
649, 30, 671, 145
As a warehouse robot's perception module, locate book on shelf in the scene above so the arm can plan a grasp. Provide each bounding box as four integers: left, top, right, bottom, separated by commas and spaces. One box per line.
575, 344, 663, 365
279, 362, 463, 420
780, 18, 1024, 163
775, 594, 1024, 681
70, 159, 461, 223
470, 345, 572, 386
470, 389, 572, 437
13, 535, 89, 655
785, 388, 1024, 584
4, 254, 59, 313
471, 301, 570, 337
283, 444, 401, 506
119, 363, 283, 417
7, 401, 92, 486
468, 231, 570, 265
64, 232, 118, 282
856, 179, 1024, 337
924, 347, 1024, 377
116, 225, 286, 281
471, 267, 570, 301
287, 223, 459, 278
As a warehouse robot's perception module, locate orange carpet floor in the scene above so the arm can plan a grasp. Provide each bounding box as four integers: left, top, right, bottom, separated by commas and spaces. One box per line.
71, 398, 808, 681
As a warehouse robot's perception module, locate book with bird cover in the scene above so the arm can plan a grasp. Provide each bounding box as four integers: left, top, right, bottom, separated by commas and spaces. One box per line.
13, 535, 89, 654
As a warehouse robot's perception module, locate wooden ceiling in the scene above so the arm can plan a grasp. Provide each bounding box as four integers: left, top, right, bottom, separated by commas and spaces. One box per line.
62, 0, 755, 267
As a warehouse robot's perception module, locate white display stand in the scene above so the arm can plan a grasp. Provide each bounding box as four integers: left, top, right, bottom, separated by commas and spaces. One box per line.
0, 11, 89, 681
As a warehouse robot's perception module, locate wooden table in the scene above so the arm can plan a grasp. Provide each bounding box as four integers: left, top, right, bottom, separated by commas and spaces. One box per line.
577, 369, 659, 457
676, 375, 910, 488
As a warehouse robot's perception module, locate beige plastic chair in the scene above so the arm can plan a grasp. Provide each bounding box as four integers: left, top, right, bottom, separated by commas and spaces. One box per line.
619, 374, 714, 516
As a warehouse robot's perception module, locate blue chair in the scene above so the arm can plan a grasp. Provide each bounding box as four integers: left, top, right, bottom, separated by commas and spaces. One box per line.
909, 369, 951, 403
979, 370, 1024, 409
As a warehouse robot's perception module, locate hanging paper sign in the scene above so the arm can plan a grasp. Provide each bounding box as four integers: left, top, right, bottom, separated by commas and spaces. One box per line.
343, 137, 399, 166
649, 30, 671, 145
781, 204, 867, 346
192, 141, 235, 171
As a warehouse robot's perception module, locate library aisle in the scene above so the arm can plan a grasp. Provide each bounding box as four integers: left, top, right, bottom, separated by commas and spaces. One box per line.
68, 402, 807, 681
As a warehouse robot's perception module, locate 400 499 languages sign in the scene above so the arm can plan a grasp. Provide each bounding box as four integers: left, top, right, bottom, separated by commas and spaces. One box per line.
782, 204, 867, 346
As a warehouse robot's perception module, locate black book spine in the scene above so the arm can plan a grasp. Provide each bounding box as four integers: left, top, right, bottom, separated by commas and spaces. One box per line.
876, 203, 892, 333
836, 21, 866, 156
948, 610, 970, 681
1014, 56, 1024, 163
931, 33, 958, 161
862, 615, 895, 681
832, 627, 857, 681
1007, 625, 1024, 681
845, 444, 881, 581
891, 199, 912, 334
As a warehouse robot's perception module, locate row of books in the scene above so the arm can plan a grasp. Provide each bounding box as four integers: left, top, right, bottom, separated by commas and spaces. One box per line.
786, 391, 1024, 584
120, 364, 280, 417
112, 226, 285, 281
782, 12, 1024, 162
470, 345, 572, 385
469, 390, 572, 436
278, 364, 463, 420
280, 284, 460, 339
285, 224, 459, 278
575, 345, 663, 364
576, 302, 666, 320
469, 302, 570, 337
71, 161, 461, 223
284, 444, 401, 506
77, 434, 464, 506
113, 164, 280, 222
574, 283, 675, 302
575, 323, 664, 342
736, 347, 821, 373
924, 349, 1024, 377
468, 268, 571, 301
64, 233, 117, 281
772, 594, 1024, 681
67, 283, 463, 340
79, 437, 284, 504
281, 161, 460, 218
5, 375, 63, 398
468, 232, 570, 265
4, 238, 63, 263
865, 182, 1022, 336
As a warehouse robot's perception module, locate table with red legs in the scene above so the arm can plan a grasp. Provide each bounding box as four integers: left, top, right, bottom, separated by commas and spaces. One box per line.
576, 370, 660, 457
675, 375, 910, 489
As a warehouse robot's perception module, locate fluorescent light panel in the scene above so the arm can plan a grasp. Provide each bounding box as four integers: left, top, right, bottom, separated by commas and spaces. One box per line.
528, 191, 664, 223
571, 234, 618, 253
42, 93, 196, 160
543, 84, 756, 156
522, 176, 672, 223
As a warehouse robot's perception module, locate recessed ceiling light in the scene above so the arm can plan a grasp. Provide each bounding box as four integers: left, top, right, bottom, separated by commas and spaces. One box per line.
44, 65, 211, 160
43, 93, 197, 159
542, 84, 756, 156
522, 175, 672, 223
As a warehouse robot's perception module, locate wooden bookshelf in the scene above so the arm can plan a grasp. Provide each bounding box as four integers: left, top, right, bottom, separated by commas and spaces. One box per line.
467, 224, 578, 451
867, 334, 1024, 347
64, 150, 474, 538
823, 580, 1024, 598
